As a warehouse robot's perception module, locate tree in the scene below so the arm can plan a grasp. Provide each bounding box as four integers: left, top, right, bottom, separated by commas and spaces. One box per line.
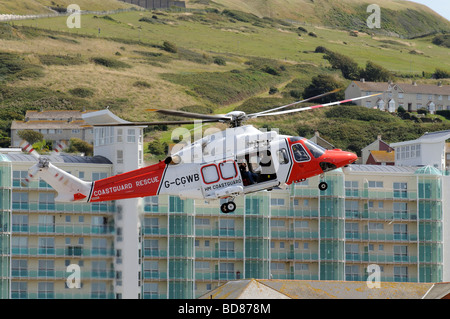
323, 50, 360, 80
360, 61, 391, 82
67, 138, 93, 156
303, 74, 344, 103
17, 130, 44, 145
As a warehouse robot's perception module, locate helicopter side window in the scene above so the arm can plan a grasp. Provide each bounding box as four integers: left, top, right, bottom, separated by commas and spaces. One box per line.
291, 144, 310, 162
277, 148, 289, 164
201, 164, 220, 184
303, 140, 326, 159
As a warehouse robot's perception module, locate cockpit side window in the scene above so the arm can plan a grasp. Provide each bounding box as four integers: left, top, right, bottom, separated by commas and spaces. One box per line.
291, 144, 310, 162
303, 140, 326, 158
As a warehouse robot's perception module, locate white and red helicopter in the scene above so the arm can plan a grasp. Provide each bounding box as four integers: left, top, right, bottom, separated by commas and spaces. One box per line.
21, 91, 380, 213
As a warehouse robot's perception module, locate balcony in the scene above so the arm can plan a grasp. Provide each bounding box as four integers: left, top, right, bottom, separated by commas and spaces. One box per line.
11, 246, 115, 257
11, 223, 114, 236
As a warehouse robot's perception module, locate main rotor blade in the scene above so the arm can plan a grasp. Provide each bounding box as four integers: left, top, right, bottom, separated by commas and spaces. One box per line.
147, 109, 231, 121
249, 89, 341, 117
92, 119, 222, 127
253, 93, 382, 117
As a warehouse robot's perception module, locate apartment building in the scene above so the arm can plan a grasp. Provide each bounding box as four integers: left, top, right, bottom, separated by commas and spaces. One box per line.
345, 80, 450, 113
141, 165, 449, 298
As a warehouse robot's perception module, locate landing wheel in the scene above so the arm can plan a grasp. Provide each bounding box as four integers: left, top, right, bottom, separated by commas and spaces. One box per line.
318, 182, 328, 191
220, 202, 236, 214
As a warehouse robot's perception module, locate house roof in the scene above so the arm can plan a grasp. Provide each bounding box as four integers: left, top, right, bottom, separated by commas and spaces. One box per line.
351, 81, 450, 95
200, 279, 449, 299
353, 81, 389, 92
25, 110, 94, 120
345, 164, 418, 174
11, 120, 92, 130
391, 130, 450, 147
398, 83, 450, 95
369, 150, 395, 163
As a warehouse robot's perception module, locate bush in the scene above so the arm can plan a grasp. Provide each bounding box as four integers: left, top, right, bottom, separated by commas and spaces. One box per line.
308, 32, 317, 37
68, 87, 94, 98
39, 54, 84, 66
133, 81, 151, 88
417, 108, 429, 115
314, 46, 328, 53
269, 87, 278, 95
432, 34, 450, 48
434, 68, 450, 79
148, 140, 168, 156
91, 57, 131, 69
67, 138, 93, 156
162, 41, 177, 53
213, 56, 226, 66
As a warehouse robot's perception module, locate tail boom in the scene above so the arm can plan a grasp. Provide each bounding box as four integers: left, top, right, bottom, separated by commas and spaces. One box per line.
88, 161, 166, 202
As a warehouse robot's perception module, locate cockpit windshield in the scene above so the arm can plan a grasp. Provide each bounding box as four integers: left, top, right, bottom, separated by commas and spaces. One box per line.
303, 140, 326, 158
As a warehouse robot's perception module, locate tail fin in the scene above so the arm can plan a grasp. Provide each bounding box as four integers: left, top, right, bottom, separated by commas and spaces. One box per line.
39, 160, 92, 202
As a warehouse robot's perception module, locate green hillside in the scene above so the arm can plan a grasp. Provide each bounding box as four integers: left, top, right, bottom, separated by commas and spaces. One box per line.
189, 0, 450, 37
0, 0, 135, 14
1, 2, 450, 160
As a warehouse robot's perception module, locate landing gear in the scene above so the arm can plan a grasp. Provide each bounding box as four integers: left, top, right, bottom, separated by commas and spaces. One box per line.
220, 201, 236, 214
318, 182, 328, 191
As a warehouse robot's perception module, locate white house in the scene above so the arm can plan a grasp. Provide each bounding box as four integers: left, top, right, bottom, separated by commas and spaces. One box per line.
345, 80, 450, 113
391, 130, 450, 171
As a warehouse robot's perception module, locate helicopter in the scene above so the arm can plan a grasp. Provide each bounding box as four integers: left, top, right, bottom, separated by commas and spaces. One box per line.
21, 91, 380, 213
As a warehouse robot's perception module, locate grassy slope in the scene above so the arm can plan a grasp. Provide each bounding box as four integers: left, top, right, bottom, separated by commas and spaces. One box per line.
1, 6, 450, 159
0, 0, 134, 14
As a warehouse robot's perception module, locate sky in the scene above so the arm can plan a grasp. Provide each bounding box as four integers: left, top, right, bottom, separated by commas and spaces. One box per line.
408, 0, 450, 21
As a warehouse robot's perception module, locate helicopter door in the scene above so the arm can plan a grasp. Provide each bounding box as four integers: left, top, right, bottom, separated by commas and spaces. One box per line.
200, 160, 243, 200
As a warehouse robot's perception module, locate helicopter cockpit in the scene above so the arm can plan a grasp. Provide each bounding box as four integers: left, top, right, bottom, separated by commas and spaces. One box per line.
290, 137, 326, 162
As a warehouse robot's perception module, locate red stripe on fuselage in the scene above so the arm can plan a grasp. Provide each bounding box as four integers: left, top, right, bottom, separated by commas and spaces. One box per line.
89, 161, 166, 202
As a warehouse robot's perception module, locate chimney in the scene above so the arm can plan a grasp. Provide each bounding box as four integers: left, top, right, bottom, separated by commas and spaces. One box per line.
377, 135, 382, 140
412, 81, 417, 86
360, 78, 365, 83
315, 130, 320, 137
438, 81, 443, 87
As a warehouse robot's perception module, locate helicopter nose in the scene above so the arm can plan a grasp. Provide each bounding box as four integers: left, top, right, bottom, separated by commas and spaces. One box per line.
336, 151, 358, 166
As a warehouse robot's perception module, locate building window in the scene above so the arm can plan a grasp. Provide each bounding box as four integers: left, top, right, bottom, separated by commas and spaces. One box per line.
38, 237, 55, 255
12, 192, 28, 210
38, 193, 55, 211
394, 266, 408, 282
270, 198, 285, 206
38, 260, 55, 277
345, 181, 359, 197
368, 181, 383, 188
416, 94, 422, 100
345, 265, 360, 281
117, 150, 123, 164
38, 282, 54, 299
127, 129, 136, 143
12, 171, 28, 187
92, 238, 108, 256
393, 182, 408, 198
11, 259, 28, 277
393, 224, 408, 241
12, 237, 28, 254
393, 203, 408, 220
92, 172, 107, 181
